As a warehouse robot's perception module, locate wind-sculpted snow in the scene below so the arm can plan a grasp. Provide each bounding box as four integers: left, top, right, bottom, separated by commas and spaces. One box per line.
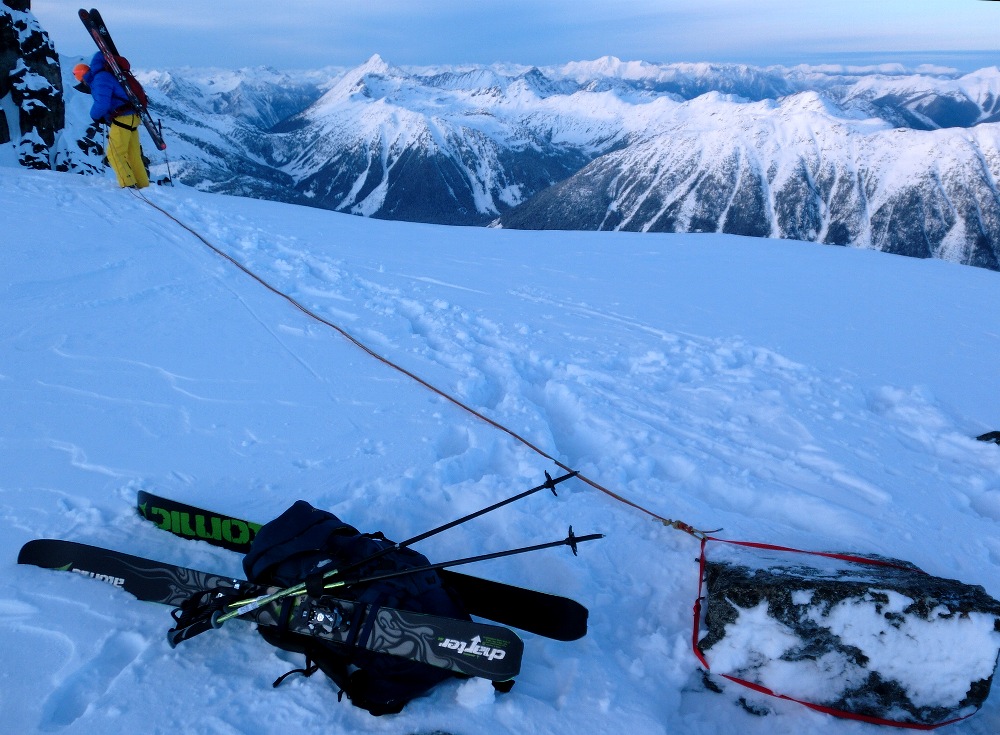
3, 166, 1000, 733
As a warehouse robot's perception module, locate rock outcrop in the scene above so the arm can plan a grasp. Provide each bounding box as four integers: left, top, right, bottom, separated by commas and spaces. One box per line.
0, 0, 64, 169
698, 541, 1000, 726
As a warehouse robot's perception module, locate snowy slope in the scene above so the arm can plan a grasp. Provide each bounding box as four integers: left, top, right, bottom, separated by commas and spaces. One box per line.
3, 165, 1000, 734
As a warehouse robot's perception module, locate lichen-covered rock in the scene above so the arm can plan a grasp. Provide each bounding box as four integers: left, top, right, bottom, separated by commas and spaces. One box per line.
1, 0, 65, 169
698, 542, 1000, 726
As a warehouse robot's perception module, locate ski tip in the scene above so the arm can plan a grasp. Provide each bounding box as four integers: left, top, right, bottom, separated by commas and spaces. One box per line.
16, 539, 40, 564
16, 538, 73, 568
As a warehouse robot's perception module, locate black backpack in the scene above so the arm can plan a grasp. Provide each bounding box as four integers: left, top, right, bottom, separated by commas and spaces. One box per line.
243, 501, 470, 715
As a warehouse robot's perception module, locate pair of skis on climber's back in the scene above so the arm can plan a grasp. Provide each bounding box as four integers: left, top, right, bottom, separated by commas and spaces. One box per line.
78, 7, 166, 150
18, 473, 595, 683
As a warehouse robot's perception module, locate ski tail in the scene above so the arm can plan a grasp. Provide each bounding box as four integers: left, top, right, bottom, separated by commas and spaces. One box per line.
18, 537, 244, 606
138, 490, 260, 553
136, 490, 589, 641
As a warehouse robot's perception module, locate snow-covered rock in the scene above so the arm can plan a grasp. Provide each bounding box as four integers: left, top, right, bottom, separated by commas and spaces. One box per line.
0, 0, 63, 169
699, 542, 1000, 726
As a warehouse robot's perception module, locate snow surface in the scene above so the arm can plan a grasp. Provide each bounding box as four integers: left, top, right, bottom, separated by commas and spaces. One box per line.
3, 164, 1000, 734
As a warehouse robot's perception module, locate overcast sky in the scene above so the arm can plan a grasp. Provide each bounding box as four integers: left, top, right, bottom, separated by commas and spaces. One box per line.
33, 0, 1000, 71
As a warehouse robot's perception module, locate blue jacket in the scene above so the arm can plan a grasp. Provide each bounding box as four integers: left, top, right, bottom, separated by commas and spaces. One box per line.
83, 52, 132, 122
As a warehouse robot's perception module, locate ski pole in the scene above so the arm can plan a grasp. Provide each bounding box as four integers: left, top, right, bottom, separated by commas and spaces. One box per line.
319, 526, 604, 593
158, 120, 174, 185
215, 526, 602, 626
311, 470, 576, 588
203, 472, 578, 625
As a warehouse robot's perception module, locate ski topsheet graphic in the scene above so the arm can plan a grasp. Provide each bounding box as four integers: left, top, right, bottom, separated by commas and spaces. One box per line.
78, 8, 167, 150
18, 538, 522, 681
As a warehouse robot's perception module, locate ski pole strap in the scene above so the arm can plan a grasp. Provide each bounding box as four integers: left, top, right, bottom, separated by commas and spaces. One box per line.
272, 660, 319, 688
167, 587, 235, 646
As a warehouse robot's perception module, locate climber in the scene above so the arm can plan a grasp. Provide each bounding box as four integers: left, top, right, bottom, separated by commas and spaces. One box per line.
74, 53, 149, 189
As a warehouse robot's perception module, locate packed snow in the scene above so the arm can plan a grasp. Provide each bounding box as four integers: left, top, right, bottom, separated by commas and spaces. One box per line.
2, 163, 1000, 734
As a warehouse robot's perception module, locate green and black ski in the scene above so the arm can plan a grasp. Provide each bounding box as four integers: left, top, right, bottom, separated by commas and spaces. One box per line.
137, 489, 590, 641
18, 538, 522, 681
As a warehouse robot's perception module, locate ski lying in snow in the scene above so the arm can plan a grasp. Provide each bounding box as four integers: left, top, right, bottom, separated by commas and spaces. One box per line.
137, 489, 590, 639
18, 538, 522, 681
136, 490, 589, 641
78, 8, 167, 150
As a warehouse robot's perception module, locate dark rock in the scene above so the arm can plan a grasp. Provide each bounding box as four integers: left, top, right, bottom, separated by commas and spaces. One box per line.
977, 431, 1000, 445
1, 1, 64, 169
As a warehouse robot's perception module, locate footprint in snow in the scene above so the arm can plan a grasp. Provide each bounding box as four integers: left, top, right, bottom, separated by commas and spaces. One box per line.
38, 631, 145, 731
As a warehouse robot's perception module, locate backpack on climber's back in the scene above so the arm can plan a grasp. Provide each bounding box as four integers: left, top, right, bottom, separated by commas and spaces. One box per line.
242, 500, 471, 715
112, 55, 148, 113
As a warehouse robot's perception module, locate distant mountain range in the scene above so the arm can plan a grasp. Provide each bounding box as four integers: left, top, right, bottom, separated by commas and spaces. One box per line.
129, 55, 1000, 269
18, 39, 1000, 269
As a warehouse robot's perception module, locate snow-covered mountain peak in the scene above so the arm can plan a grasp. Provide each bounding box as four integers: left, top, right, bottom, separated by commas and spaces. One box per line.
958, 66, 1000, 111
774, 89, 854, 121
356, 53, 394, 78
680, 89, 750, 112
559, 55, 655, 81
306, 54, 412, 111
422, 67, 508, 94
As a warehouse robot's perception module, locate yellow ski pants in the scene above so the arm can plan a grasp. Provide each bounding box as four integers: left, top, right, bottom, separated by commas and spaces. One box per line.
107, 114, 149, 189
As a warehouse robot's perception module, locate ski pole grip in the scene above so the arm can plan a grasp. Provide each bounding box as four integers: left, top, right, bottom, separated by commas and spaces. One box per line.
167, 616, 216, 648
